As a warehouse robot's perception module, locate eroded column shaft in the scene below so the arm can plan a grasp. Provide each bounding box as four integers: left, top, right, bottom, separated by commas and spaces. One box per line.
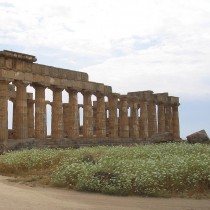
148, 100, 157, 137
83, 91, 93, 137
108, 94, 119, 138
34, 85, 46, 139
119, 96, 129, 138
158, 103, 165, 133
51, 87, 63, 139
27, 99, 34, 138
172, 105, 180, 138
15, 81, 28, 139
139, 101, 148, 138
165, 104, 172, 133
68, 89, 79, 138
0, 80, 8, 148
63, 103, 69, 137
96, 94, 106, 137
130, 100, 139, 138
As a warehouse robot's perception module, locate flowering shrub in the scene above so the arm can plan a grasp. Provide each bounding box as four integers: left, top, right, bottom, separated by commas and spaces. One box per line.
0, 143, 209, 197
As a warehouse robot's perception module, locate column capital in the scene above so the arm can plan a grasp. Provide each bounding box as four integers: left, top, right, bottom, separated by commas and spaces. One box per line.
95, 91, 104, 98
81, 90, 93, 96
27, 99, 34, 104
13, 80, 29, 87
120, 94, 128, 101
66, 87, 79, 94
31, 82, 47, 89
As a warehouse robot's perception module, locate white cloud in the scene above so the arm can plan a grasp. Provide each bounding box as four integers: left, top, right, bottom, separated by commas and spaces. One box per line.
0, 0, 210, 99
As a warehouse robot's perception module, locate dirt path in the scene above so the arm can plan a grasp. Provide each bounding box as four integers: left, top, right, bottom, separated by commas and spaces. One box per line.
0, 175, 210, 210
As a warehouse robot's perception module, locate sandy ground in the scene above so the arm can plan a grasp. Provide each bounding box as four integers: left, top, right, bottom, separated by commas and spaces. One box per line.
0, 175, 210, 210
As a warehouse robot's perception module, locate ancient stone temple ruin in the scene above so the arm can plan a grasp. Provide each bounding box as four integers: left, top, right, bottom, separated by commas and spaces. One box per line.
0, 50, 180, 151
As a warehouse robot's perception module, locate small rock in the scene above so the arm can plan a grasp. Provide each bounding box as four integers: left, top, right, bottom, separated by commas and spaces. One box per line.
186, 130, 209, 144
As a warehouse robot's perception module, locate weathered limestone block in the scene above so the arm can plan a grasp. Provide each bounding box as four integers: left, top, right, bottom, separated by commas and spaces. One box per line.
165, 102, 172, 133
51, 86, 63, 139
108, 93, 119, 138
187, 130, 209, 144
0, 80, 9, 151
96, 93, 106, 137
171, 97, 180, 139
150, 132, 174, 143
83, 91, 93, 137
119, 95, 129, 138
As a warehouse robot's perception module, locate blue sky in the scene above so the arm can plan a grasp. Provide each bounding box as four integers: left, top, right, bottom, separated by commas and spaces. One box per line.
1, 0, 210, 138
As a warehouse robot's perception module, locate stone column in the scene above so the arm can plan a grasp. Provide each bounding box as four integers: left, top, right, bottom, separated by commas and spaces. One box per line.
27, 99, 35, 138
33, 84, 46, 139
158, 102, 165, 133
139, 100, 148, 138
51, 86, 63, 139
108, 93, 119, 138
130, 97, 139, 138
0, 80, 9, 151
119, 95, 129, 138
96, 93, 106, 137
63, 103, 69, 138
14, 81, 28, 139
148, 94, 157, 137
82, 91, 93, 137
165, 101, 172, 133
172, 103, 180, 139
11, 98, 16, 131
66, 88, 79, 138
92, 106, 97, 135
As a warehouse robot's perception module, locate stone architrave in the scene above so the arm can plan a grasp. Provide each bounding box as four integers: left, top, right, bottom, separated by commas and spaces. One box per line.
108, 93, 119, 138
14, 80, 28, 139
0, 80, 9, 150
82, 90, 93, 137
148, 94, 157, 137
129, 97, 139, 138
172, 104, 180, 138
51, 86, 64, 139
67, 88, 79, 138
139, 100, 148, 138
96, 93, 106, 137
119, 95, 129, 138
27, 99, 35, 138
33, 84, 46, 139
158, 102, 165, 133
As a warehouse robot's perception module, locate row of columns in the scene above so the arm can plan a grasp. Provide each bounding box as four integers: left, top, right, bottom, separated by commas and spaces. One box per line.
0, 80, 180, 148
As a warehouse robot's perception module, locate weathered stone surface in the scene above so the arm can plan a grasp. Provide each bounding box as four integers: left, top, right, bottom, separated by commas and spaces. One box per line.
187, 130, 209, 144
150, 132, 174, 143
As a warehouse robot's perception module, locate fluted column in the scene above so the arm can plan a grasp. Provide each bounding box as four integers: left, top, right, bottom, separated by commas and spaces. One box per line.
108, 93, 119, 138
165, 102, 172, 133
139, 100, 148, 138
130, 97, 139, 138
96, 93, 106, 137
11, 99, 17, 131
14, 81, 28, 139
158, 102, 165, 133
51, 86, 63, 139
67, 88, 79, 138
119, 95, 129, 138
33, 84, 46, 139
63, 103, 69, 137
172, 104, 180, 138
148, 95, 157, 137
27, 99, 35, 138
0, 80, 9, 151
83, 91, 93, 137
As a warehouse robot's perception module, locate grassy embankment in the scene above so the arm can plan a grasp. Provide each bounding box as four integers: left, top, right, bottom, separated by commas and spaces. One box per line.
0, 143, 209, 198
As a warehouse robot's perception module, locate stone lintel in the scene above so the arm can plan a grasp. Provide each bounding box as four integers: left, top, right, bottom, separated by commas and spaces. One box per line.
0, 50, 37, 63
120, 94, 128, 101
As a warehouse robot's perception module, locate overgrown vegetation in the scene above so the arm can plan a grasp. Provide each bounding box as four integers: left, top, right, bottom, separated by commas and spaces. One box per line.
0, 143, 209, 197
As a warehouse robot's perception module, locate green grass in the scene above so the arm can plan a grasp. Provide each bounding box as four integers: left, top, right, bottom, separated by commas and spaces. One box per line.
0, 143, 209, 197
